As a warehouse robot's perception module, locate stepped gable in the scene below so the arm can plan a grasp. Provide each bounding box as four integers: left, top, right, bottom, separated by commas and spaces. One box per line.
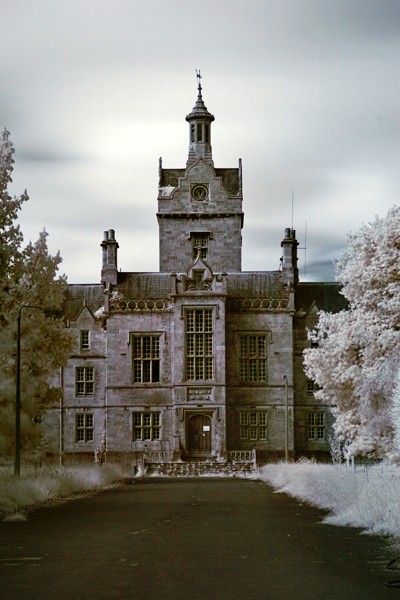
295, 282, 348, 313
227, 271, 288, 298
64, 284, 104, 320
116, 271, 173, 299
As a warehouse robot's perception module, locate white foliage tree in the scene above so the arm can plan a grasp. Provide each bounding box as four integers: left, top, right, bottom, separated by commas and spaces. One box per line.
304, 205, 400, 458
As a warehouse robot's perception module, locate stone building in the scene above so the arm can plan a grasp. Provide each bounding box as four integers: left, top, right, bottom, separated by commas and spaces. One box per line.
46, 80, 346, 467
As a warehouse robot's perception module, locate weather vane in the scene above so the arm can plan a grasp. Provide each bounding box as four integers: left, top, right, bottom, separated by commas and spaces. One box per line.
196, 69, 202, 90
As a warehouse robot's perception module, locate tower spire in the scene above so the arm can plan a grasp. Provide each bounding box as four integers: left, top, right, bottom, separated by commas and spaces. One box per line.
186, 70, 214, 166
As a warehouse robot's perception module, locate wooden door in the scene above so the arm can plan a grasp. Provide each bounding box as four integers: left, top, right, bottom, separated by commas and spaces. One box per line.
188, 414, 212, 457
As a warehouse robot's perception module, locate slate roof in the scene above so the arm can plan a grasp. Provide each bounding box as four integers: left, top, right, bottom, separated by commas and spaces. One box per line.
117, 272, 173, 299
64, 284, 104, 320
227, 272, 287, 298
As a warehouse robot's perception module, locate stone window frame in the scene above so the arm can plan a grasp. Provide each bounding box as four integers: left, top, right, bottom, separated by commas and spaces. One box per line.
131, 333, 162, 384
75, 413, 94, 443
307, 412, 325, 441
238, 332, 268, 384
80, 329, 90, 350
240, 411, 268, 441
132, 411, 161, 442
191, 232, 209, 260
75, 366, 94, 396
183, 307, 215, 382
306, 378, 319, 395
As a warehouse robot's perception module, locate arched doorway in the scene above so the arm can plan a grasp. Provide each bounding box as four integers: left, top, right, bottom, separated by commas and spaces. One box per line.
188, 414, 212, 457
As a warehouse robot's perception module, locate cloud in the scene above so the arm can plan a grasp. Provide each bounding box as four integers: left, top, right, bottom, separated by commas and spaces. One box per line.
2, 0, 399, 283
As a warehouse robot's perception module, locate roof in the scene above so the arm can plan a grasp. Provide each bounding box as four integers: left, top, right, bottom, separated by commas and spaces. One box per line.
227, 272, 287, 298
116, 272, 173, 298
64, 284, 104, 320
295, 282, 348, 313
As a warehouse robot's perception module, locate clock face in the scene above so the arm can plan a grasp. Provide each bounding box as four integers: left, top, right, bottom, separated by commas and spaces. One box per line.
191, 184, 208, 201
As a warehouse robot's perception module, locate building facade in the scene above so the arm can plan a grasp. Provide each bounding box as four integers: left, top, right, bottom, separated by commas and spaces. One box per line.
45, 81, 346, 467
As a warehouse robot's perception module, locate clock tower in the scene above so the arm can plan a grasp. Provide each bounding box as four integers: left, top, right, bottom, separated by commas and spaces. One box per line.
157, 76, 244, 273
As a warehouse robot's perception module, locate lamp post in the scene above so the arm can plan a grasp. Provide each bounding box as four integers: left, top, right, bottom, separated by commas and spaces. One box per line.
15, 305, 45, 477
283, 375, 289, 462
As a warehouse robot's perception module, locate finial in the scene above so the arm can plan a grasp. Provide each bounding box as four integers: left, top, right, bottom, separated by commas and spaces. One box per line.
196, 69, 202, 94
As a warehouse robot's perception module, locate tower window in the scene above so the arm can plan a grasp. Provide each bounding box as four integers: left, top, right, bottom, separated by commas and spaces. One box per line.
197, 123, 203, 142
192, 233, 209, 259
190, 124, 195, 143
205, 124, 210, 143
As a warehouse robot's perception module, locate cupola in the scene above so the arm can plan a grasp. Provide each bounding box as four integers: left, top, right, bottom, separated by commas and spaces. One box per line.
186, 71, 215, 166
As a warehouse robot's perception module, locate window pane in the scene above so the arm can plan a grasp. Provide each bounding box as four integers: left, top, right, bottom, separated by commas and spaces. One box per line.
132, 335, 161, 383
80, 330, 89, 349
240, 427, 248, 440
258, 413, 267, 426
76, 413, 94, 443
259, 427, 267, 441
240, 413, 249, 426
185, 309, 213, 380
249, 427, 258, 440
133, 412, 161, 442
239, 335, 267, 383
239, 412, 268, 443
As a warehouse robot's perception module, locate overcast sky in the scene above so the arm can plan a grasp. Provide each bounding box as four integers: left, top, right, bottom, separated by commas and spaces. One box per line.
2, 0, 399, 283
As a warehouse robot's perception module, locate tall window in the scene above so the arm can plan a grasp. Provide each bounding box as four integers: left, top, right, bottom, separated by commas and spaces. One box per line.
80, 330, 89, 350
192, 234, 208, 260
240, 412, 268, 441
76, 413, 94, 442
186, 308, 213, 381
132, 335, 160, 383
133, 412, 161, 441
76, 367, 94, 396
307, 412, 325, 440
239, 335, 267, 382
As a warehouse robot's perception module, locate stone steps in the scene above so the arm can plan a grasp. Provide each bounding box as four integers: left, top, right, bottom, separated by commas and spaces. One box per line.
138, 460, 256, 478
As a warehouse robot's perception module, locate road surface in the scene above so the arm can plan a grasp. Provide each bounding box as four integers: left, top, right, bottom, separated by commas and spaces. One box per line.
1, 477, 398, 599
